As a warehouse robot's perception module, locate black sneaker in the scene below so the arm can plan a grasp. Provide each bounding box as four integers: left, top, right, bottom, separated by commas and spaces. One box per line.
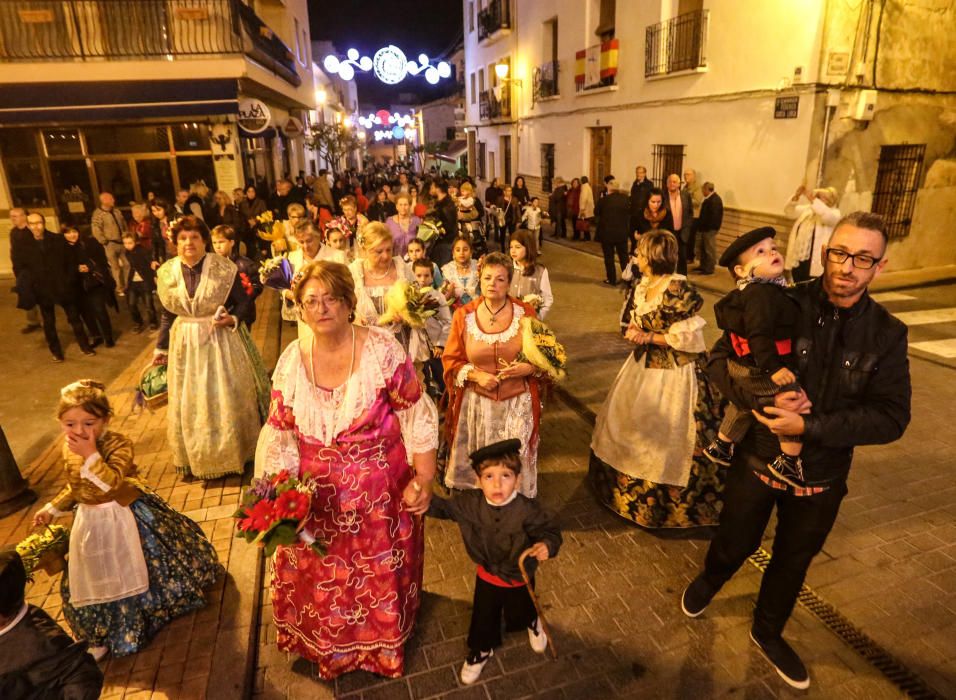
81, 348, 96, 357
681, 575, 717, 618
766, 454, 806, 488
132, 325, 144, 335
21, 323, 40, 334
750, 629, 810, 690
703, 439, 733, 466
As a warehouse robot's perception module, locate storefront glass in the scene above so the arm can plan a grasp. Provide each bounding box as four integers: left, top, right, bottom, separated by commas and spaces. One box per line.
48, 159, 94, 226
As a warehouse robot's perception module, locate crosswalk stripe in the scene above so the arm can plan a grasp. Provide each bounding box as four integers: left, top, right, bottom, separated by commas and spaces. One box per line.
892, 308, 956, 326
910, 339, 956, 359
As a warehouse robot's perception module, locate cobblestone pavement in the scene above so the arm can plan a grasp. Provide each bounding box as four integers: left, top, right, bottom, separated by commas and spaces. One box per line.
2, 243, 954, 699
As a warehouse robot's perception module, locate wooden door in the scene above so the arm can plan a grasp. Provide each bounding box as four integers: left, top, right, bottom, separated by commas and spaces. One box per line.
590, 127, 612, 186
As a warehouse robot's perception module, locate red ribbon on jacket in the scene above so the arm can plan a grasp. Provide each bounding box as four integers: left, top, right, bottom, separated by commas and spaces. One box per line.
730, 333, 792, 358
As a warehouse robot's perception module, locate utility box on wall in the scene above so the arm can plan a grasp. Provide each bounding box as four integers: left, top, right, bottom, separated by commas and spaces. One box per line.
850, 90, 878, 121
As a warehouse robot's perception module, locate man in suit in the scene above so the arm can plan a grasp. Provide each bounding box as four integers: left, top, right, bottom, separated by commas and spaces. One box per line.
8, 207, 40, 333
629, 166, 653, 235
665, 173, 694, 274
13, 212, 94, 362
694, 182, 724, 274
594, 179, 631, 285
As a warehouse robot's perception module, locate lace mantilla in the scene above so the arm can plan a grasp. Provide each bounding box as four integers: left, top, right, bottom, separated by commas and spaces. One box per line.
465, 303, 525, 345
271, 328, 406, 445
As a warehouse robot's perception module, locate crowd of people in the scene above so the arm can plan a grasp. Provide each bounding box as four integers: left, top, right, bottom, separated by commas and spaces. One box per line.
2, 158, 911, 695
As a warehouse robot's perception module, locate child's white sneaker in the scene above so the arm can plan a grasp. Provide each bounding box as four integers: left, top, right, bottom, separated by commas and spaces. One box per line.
460, 649, 493, 685
88, 645, 109, 662
528, 617, 548, 654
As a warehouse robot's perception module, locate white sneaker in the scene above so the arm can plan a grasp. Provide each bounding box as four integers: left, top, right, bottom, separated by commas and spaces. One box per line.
460, 649, 493, 685
88, 645, 109, 662
528, 617, 548, 654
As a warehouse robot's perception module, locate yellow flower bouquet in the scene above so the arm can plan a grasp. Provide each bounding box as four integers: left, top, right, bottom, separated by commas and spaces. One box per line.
378, 280, 441, 329
16, 524, 70, 578
507, 317, 567, 383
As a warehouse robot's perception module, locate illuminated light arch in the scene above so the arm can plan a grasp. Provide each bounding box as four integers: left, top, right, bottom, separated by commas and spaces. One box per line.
323, 45, 452, 85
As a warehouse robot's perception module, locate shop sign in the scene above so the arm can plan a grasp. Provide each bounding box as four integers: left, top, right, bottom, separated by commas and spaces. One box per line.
774, 96, 799, 119
282, 117, 304, 138
238, 98, 272, 134
827, 52, 850, 76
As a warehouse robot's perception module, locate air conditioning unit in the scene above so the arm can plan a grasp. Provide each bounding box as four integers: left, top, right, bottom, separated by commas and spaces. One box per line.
851, 90, 877, 121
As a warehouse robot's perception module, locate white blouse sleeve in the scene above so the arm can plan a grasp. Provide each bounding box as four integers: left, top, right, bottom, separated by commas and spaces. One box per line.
538, 267, 554, 320
254, 424, 300, 478
664, 315, 707, 353
397, 393, 439, 462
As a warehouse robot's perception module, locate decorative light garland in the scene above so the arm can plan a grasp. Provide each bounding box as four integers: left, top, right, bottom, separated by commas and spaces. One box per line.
324, 46, 452, 85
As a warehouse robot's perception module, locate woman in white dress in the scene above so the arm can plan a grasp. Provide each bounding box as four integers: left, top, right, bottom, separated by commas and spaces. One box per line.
589, 230, 725, 528
349, 222, 415, 350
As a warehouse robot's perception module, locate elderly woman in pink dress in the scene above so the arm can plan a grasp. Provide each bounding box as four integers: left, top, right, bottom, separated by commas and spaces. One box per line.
255, 260, 438, 680
385, 193, 421, 257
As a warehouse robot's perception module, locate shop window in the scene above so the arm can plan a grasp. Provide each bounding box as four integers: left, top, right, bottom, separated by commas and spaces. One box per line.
172, 123, 212, 152
477, 141, 486, 179
0, 128, 39, 158
4, 160, 48, 208
94, 161, 135, 203
872, 144, 925, 240
49, 160, 94, 225
85, 126, 170, 154
177, 155, 217, 192
43, 129, 83, 157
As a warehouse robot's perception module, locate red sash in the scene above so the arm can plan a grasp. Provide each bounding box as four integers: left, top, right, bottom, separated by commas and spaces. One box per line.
730, 333, 792, 358
476, 565, 525, 588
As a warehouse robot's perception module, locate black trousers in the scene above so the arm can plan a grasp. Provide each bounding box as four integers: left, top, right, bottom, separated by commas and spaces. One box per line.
467, 576, 536, 653
676, 234, 689, 275
127, 282, 158, 327
701, 458, 846, 638
80, 287, 113, 344
601, 239, 628, 283
551, 214, 567, 238
39, 301, 90, 357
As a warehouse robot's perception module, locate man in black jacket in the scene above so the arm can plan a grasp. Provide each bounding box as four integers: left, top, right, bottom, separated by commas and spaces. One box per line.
14, 213, 94, 362
8, 207, 40, 333
694, 182, 723, 274
629, 165, 653, 234
681, 212, 910, 690
593, 179, 631, 285
429, 180, 459, 266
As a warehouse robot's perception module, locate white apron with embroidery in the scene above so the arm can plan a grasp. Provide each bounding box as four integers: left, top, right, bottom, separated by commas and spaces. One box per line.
69, 501, 149, 607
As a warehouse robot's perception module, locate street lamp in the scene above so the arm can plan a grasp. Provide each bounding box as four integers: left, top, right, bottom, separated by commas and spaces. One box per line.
495, 61, 522, 86
316, 88, 327, 105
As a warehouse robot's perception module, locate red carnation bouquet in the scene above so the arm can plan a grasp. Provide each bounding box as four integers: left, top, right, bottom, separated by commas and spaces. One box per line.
233, 470, 326, 556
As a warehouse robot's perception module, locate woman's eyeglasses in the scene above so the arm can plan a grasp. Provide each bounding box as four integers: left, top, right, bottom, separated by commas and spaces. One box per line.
299, 296, 343, 312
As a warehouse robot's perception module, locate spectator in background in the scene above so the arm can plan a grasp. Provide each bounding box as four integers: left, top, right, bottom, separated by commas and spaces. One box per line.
548, 177, 568, 239
429, 180, 459, 267
238, 185, 268, 260
512, 176, 531, 207
268, 179, 305, 221
63, 225, 115, 349
312, 168, 335, 214
129, 203, 152, 251
784, 185, 842, 283
578, 176, 595, 242
185, 181, 210, 221
90, 192, 128, 294
367, 188, 398, 223
14, 212, 94, 362
630, 166, 653, 235
8, 207, 40, 333
694, 182, 724, 275
594, 179, 631, 286
665, 173, 694, 275
567, 178, 582, 240
387, 193, 422, 257
149, 198, 175, 264
683, 169, 703, 265
207, 190, 242, 230
174, 188, 189, 216
121, 232, 158, 333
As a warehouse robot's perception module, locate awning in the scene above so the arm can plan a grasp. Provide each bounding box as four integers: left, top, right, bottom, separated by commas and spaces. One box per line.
434, 139, 467, 162
0, 79, 239, 124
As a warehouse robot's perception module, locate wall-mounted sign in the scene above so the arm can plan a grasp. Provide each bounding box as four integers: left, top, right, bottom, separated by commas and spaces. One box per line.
210, 124, 235, 159
774, 96, 799, 119
827, 52, 850, 76
237, 98, 271, 134
324, 46, 452, 85
282, 116, 304, 138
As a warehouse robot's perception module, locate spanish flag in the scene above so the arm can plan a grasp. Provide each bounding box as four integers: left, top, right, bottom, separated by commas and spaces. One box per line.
575, 38, 620, 89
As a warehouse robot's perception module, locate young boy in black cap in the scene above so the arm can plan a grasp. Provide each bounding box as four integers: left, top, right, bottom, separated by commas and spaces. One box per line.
703, 227, 806, 486
0, 547, 104, 699
427, 438, 562, 685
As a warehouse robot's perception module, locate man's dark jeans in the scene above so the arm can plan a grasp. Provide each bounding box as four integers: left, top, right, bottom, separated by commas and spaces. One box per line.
701, 457, 846, 638
601, 239, 628, 284
127, 281, 157, 327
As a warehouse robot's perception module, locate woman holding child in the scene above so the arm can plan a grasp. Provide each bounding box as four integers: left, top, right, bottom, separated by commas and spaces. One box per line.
442, 252, 545, 498
589, 230, 725, 528
256, 260, 438, 679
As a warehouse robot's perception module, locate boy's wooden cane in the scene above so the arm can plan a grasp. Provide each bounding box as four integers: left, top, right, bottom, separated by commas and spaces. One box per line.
518, 549, 558, 659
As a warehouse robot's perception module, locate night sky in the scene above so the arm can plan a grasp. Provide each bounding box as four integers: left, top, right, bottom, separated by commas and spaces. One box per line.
308, 0, 463, 108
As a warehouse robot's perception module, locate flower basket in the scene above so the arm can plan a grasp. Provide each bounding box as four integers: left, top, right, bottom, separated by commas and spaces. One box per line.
136, 362, 168, 411
16, 525, 70, 578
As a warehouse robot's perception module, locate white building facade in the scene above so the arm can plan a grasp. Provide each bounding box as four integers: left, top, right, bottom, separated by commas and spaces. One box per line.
462, 0, 956, 276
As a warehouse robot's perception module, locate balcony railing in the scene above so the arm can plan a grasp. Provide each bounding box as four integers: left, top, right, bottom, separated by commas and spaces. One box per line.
478, 88, 510, 120
533, 60, 559, 103
0, 0, 300, 85
477, 0, 509, 42
645, 9, 708, 78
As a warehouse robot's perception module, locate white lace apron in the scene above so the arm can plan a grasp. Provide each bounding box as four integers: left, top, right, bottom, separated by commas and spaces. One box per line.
69, 501, 149, 607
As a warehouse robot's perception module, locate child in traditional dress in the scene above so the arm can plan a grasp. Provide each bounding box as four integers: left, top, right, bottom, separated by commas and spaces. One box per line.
411, 258, 452, 399
0, 548, 104, 698
321, 223, 351, 264
212, 224, 263, 328
405, 237, 444, 288
31, 380, 223, 660
441, 236, 479, 309
427, 439, 562, 685
703, 227, 805, 486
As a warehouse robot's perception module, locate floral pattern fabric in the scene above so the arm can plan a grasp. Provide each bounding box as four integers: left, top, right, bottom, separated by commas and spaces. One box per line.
61, 492, 222, 656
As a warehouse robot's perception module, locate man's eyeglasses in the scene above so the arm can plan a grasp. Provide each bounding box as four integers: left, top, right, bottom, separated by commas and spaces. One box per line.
825, 248, 881, 270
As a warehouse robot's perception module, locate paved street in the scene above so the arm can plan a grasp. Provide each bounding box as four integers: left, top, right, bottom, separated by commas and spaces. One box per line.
1, 243, 954, 699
